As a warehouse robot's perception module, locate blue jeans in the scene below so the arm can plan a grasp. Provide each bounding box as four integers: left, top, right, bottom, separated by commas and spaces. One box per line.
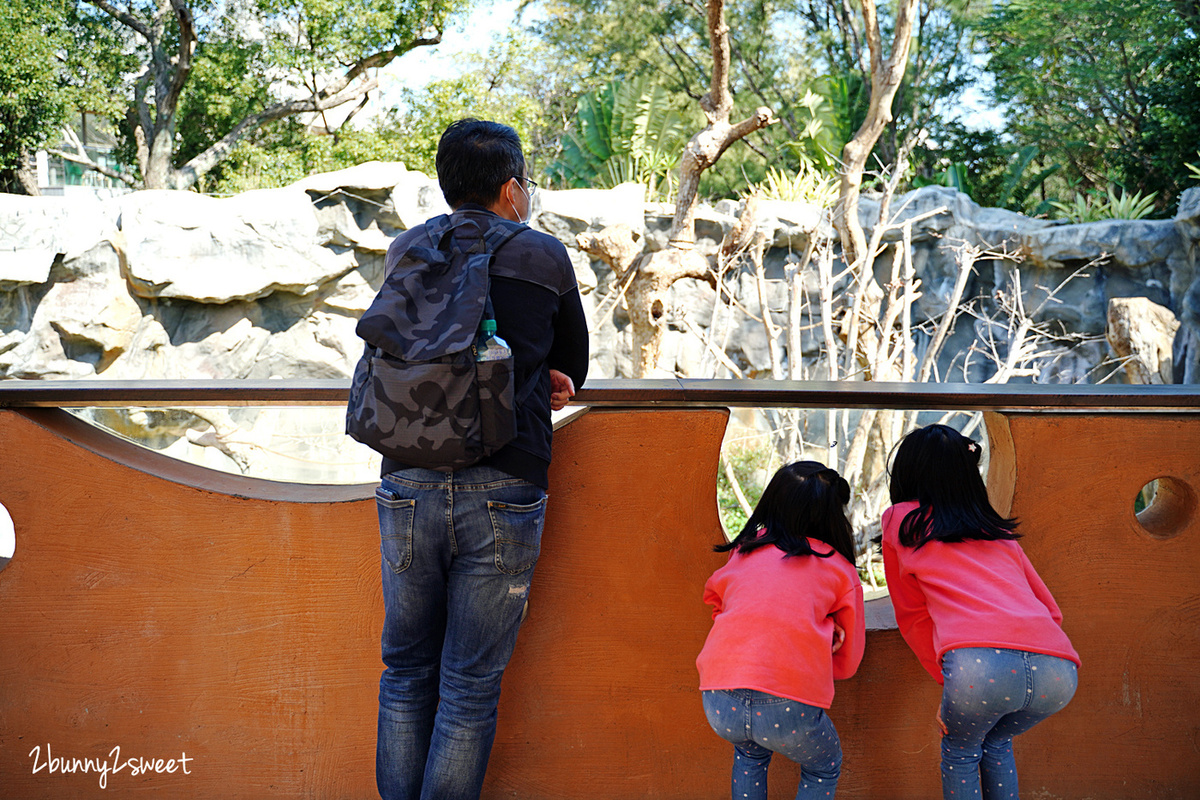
375, 466, 547, 800
702, 689, 842, 800
940, 647, 1078, 800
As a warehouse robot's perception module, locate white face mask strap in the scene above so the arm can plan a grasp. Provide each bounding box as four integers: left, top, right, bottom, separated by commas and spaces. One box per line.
510, 178, 530, 224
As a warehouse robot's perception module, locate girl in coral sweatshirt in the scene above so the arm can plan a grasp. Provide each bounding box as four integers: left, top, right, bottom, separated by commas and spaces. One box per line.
697, 461, 865, 800
882, 424, 1080, 800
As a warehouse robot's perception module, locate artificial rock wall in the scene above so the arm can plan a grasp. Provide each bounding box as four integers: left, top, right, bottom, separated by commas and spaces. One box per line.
2, 163, 1198, 480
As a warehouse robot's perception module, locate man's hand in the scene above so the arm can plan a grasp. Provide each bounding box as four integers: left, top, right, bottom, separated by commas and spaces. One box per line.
549, 369, 576, 411
831, 620, 846, 654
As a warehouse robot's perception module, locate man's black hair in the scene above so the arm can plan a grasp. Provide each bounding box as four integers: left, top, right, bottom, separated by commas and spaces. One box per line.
435, 118, 526, 209
716, 460, 857, 565
888, 423, 1020, 548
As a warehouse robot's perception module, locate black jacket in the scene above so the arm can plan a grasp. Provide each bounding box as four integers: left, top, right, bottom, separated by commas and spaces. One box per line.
379, 204, 590, 488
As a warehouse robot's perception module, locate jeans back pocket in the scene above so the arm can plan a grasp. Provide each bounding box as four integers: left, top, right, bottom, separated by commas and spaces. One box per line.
376, 487, 416, 574
488, 496, 547, 575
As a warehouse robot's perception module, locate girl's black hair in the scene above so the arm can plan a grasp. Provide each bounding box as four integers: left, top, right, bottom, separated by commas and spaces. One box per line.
716, 461, 856, 565
888, 423, 1020, 548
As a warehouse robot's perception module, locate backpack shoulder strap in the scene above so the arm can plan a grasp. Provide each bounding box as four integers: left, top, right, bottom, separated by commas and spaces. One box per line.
475, 218, 526, 320
481, 218, 525, 258
479, 219, 546, 410
425, 214, 455, 247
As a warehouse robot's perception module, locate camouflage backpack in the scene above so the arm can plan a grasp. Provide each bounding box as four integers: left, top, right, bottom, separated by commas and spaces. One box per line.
345, 213, 534, 470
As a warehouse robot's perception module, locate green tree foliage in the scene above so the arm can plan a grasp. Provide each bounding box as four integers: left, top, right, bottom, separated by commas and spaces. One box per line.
527, 0, 833, 192
55, 0, 474, 189
987, 146, 1060, 214
1120, 28, 1200, 204
982, 0, 1200, 207
546, 77, 692, 198
207, 34, 554, 192
810, 73, 867, 165
527, 0, 990, 199
912, 137, 1072, 220
890, 0, 990, 157
0, 0, 137, 192
200, 120, 403, 194
1050, 186, 1159, 222
798, 0, 991, 174
174, 20, 272, 172
379, 38, 555, 175
0, 0, 66, 192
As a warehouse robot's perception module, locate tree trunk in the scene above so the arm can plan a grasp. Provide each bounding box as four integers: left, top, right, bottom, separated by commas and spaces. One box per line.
1106, 297, 1181, 385
144, 129, 177, 190
832, 0, 920, 267
15, 152, 40, 195
669, 113, 773, 245
667, 0, 773, 244
619, 0, 774, 376
577, 223, 715, 378
81, 0, 439, 190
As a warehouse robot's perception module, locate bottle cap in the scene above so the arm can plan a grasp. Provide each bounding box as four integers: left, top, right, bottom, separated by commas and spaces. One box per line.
481, 319, 497, 335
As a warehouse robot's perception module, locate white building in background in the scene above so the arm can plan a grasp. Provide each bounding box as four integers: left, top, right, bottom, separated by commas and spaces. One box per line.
37, 112, 133, 200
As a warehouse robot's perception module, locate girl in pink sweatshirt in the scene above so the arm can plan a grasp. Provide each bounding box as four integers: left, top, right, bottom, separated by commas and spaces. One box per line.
882, 424, 1079, 800
697, 461, 865, 800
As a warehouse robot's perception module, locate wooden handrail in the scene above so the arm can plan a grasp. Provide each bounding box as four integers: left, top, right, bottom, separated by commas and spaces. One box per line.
1, 378, 1199, 412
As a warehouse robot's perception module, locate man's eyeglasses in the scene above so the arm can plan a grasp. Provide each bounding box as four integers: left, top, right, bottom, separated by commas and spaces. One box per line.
513, 176, 538, 196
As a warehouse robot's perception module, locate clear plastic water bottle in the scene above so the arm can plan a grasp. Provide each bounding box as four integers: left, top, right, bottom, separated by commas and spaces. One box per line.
475, 319, 512, 362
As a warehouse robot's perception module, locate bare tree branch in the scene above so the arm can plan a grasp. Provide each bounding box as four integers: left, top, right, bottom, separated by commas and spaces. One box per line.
46, 148, 138, 188
84, 0, 150, 39
48, 125, 139, 188
832, 0, 921, 267
722, 454, 755, 520
668, 0, 775, 245
916, 242, 977, 382
171, 73, 380, 188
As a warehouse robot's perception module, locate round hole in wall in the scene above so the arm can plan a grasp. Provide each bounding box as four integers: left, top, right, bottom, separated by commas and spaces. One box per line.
0, 501, 13, 573
1134, 477, 1195, 540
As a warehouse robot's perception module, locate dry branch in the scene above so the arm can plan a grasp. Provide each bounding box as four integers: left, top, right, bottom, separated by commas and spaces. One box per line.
832, 0, 921, 267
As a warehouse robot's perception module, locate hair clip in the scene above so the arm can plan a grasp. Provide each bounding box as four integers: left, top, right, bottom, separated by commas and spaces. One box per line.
967, 442, 979, 453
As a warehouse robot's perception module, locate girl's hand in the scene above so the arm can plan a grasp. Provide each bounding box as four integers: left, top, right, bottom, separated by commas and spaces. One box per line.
831, 621, 846, 654
935, 706, 948, 736
549, 369, 576, 411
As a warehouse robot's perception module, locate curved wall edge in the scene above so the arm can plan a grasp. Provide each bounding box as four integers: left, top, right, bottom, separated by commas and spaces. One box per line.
984, 410, 1017, 517
10, 403, 600, 504
12, 408, 376, 503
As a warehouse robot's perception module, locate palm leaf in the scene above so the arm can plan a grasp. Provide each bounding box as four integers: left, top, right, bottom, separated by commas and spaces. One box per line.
548, 77, 689, 196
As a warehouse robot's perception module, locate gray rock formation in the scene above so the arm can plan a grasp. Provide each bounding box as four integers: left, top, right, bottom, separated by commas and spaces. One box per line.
1171, 188, 1200, 382
1107, 297, 1180, 384
1, 174, 1197, 482
120, 189, 356, 303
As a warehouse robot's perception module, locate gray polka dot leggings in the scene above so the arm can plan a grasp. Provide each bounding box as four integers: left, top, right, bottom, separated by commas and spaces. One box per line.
702, 688, 841, 800
939, 647, 1079, 800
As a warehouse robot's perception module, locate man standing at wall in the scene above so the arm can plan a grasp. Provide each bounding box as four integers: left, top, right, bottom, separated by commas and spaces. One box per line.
372, 118, 589, 800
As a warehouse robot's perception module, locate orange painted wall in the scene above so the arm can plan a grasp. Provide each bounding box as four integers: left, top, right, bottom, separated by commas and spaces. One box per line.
0, 407, 1198, 798
975, 413, 1200, 799
0, 408, 382, 799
